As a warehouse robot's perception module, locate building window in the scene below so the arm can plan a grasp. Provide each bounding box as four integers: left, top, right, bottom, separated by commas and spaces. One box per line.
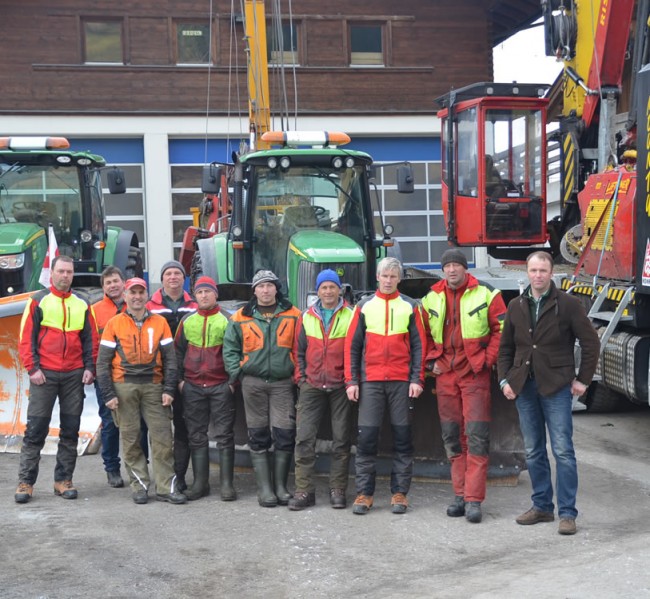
350, 24, 383, 66
83, 20, 123, 64
268, 22, 298, 65
176, 22, 211, 64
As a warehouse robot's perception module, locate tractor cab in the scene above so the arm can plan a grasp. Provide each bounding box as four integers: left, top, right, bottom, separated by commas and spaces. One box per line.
437, 83, 550, 259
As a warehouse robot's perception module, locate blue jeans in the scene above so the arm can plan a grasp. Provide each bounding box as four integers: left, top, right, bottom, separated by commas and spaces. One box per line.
515, 379, 578, 519
95, 381, 121, 473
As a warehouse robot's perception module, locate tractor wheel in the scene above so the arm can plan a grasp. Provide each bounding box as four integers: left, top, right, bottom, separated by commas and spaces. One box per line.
125, 245, 144, 279
190, 238, 218, 290
584, 383, 626, 413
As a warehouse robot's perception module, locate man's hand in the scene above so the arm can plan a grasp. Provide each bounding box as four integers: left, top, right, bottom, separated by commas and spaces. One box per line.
346, 385, 359, 402
502, 383, 517, 401
571, 379, 588, 398
162, 393, 174, 407
82, 369, 94, 385
105, 397, 119, 410
29, 369, 46, 386
409, 383, 423, 398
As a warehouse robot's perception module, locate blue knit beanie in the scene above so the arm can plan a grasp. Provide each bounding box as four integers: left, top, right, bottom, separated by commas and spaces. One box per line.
316, 269, 341, 290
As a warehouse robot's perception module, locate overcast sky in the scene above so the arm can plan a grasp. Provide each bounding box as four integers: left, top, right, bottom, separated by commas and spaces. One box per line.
493, 21, 563, 85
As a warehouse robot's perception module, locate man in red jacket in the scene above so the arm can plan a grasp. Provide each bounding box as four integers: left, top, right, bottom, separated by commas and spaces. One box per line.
345, 257, 425, 515
422, 248, 506, 524
146, 260, 197, 491
15, 255, 98, 503
289, 269, 355, 511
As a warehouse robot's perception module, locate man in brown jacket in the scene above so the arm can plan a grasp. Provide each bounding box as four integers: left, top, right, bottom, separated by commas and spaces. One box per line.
498, 251, 599, 536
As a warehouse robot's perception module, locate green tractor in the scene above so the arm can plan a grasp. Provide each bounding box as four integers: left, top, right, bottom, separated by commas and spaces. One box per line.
0, 136, 142, 297
181, 131, 421, 309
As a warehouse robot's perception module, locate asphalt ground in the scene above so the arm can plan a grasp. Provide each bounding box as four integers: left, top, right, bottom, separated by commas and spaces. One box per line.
1, 408, 650, 599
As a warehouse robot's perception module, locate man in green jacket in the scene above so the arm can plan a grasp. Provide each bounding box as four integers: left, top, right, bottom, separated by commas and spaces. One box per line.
223, 270, 301, 507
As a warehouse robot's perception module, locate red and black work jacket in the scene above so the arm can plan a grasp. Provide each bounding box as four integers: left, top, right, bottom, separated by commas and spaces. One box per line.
175, 305, 229, 387
96, 310, 177, 401
146, 289, 197, 336
293, 298, 354, 390
422, 273, 505, 376
19, 286, 98, 375
344, 290, 425, 386
92, 295, 126, 334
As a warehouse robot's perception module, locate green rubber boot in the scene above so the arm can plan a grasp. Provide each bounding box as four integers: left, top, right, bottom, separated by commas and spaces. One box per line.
184, 447, 210, 501
273, 450, 293, 506
219, 448, 237, 501
250, 451, 277, 507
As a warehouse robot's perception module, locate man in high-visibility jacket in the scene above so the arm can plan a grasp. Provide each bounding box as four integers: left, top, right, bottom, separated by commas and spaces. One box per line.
422, 248, 506, 524
289, 269, 355, 511
345, 257, 426, 516
91, 266, 127, 488
15, 255, 98, 504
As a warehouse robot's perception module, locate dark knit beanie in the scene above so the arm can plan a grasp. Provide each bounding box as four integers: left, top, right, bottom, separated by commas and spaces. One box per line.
160, 260, 186, 280
440, 249, 468, 269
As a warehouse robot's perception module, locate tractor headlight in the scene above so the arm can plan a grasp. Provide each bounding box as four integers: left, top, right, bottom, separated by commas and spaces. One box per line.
80, 230, 93, 243
0, 253, 25, 270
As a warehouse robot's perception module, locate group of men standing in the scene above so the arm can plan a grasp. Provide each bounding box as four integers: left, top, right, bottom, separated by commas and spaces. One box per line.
13, 248, 600, 535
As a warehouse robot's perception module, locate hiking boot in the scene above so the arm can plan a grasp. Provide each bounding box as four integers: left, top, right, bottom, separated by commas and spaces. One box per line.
54, 480, 78, 500
132, 489, 148, 504
107, 470, 124, 488
15, 482, 33, 504
558, 518, 577, 535
330, 488, 347, 509
465, 501, 482, 523
446, 495, 466, 517
288, 491, 316, 511
391, 492, 409, 514
353, 494, 373, 515
156, 491, 187, 504
516, 507, 555, 525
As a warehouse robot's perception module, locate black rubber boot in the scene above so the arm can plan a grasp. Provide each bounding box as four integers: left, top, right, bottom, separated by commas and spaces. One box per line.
250, 451, 277, 507
184, 447, 210, 501
447, 495, 466, 517
219, 448, 237, 501
174, 441, 191, 493
273, 450, 293, 506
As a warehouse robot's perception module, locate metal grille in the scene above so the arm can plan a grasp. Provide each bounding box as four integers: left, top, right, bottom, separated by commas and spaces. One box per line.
295, 261, 367, 311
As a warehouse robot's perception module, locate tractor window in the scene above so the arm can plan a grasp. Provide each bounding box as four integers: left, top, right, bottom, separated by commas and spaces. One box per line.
456, 107, 479, 197
0, 164, 85, 255
251, 164, 368, 281
485, 108, 544, 197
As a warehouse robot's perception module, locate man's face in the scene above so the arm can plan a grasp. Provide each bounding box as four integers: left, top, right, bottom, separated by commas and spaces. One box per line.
318, 282, 340, 309
162, 268, 185, 294
124, 286, 148, 311
102, 274, 125, 301
51, 260, 74, 292
377, 268, 400, 295
254, 282, 278, 306
442, 262, 468, 289
195, 287, 218, 310
527, 256, 553, 295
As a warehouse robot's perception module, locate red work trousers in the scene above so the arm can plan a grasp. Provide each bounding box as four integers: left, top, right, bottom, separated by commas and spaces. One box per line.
435, 368, 491, 503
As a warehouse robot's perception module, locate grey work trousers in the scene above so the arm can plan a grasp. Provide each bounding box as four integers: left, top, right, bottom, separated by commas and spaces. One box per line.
294, 383, 352, 493
355, 381, 414, 496
112, 382, 176, 495
18, 368, 85, 485
182, 381, 235, 450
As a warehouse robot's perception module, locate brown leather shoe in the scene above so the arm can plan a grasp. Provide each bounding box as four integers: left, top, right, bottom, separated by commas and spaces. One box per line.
15, 482, 33, 504
330, 488, 346, 509
558, 518, 577, 535
391, 492, 408, 514
516, 507, 554, 525
352, 494, 373, 515
53, 480, 78, 500
288, 491, 316, 511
